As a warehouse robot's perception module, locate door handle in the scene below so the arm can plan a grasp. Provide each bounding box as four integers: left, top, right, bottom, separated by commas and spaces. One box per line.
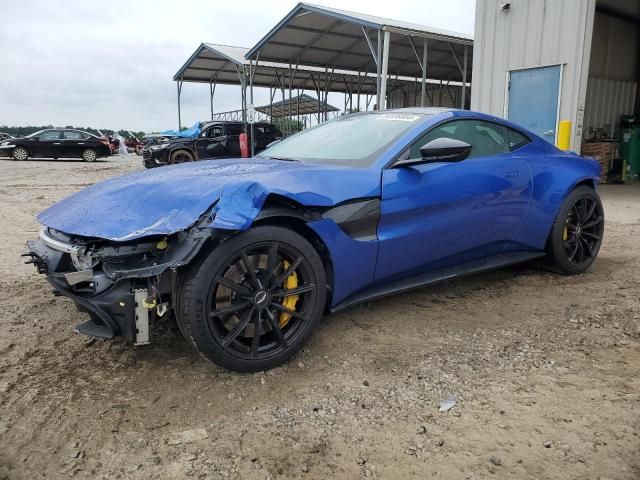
77, 142, 84, 145
543, 130, 554, 136
53, 142, 61, 145
504, 170, 520, 178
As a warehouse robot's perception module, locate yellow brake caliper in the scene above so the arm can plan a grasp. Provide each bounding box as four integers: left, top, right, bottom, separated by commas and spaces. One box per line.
563, 225, 568, 241
279, 260, 300, 328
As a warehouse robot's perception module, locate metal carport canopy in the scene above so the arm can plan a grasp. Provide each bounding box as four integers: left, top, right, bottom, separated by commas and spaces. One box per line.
174, 43, 390, 94
173, 42, 399, 131
245, 3, 474, 82
255, 93, 339, 117
246, 3, 473, 108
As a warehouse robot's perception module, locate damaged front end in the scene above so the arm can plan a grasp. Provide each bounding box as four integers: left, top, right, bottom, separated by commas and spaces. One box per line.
23, 220, 216, 345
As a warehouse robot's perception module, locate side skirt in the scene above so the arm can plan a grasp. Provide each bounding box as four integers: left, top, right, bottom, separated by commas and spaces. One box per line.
330, 251, 545, 313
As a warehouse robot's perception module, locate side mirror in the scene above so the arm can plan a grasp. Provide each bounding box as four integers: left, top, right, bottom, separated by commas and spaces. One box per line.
394, 137, 472, 168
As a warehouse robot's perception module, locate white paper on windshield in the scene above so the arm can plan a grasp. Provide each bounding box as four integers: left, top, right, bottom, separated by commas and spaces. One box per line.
375, 114, 421, 122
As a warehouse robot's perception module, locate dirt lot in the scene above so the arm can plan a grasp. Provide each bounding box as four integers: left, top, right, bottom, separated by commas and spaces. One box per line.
0, 157, 638, 480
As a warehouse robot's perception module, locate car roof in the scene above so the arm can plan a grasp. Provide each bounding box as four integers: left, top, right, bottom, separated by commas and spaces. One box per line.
38, 128, 95, 134
389, 107, 458, 115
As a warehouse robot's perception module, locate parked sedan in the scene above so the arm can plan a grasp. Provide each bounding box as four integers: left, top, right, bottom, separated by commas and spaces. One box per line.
24, 108, 604, 372
0, 129, 112, 161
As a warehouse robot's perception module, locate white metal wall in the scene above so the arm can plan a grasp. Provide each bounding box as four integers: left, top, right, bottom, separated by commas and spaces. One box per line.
471, 0, 596, 150
583, 77, 637, 139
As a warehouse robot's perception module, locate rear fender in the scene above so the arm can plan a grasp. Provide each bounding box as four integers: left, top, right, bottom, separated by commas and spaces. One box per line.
511, 155, 600, 250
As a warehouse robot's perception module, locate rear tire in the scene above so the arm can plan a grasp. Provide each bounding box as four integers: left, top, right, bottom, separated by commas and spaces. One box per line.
545, 185, 604, 275
81, 149, 97, 162
12, 146, 28, 160
176, 226, 327, 372
170, 150, 194, 164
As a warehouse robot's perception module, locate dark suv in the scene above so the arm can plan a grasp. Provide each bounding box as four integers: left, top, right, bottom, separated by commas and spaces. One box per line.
142, 121, 282, 168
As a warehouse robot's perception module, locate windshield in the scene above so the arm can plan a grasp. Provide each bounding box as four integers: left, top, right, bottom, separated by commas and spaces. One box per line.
257, 112, 427, 167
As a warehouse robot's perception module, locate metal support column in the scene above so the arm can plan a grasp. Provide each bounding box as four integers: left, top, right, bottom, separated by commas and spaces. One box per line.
296, 89, 301, 130
281, 77, 286, 134
357, 71, 362, 111
249, 59, 255, 158
323, 67, 334, 121
176, 78, 183, 130
376, 30, 382, 110
209, 79, 217, 121
461, 45, 468, 109
288, 62, 292, 136
235, 64, 247, 128
421, 39, 428, 107
379, 30, 390, 110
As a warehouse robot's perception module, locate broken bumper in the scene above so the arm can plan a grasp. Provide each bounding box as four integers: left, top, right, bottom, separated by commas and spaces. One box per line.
24, 238, 151, 344
24, 222, 214, 343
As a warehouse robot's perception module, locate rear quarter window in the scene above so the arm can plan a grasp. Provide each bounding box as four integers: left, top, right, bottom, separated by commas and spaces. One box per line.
507, 128, 530, 151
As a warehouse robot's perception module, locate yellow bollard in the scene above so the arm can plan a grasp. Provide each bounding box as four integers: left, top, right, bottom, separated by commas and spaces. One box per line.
557, 120, 572, 151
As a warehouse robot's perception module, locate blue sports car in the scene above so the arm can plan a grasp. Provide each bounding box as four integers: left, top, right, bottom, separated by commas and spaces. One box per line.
24, 108, 604, 371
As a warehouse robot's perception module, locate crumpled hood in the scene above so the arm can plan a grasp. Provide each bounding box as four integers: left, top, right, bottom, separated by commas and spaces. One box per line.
38, 158, 381, 241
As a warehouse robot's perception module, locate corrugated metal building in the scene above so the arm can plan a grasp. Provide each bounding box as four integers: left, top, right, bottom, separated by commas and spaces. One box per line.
471, 0, 640, 152
387, 82, 463, 109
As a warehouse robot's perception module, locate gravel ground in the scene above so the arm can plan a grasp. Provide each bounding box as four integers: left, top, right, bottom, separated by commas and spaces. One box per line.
0, 156, 638, 480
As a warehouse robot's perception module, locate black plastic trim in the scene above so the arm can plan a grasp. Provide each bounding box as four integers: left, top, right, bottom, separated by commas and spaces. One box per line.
322, 198, 380, 241
331, 251, 545, 312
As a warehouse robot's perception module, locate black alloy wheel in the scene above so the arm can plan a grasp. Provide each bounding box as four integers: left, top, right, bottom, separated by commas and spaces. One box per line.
546, 185, 604, 274
207, 241, 317, 361
562, 195, 604, 266
177, 226, 327, 372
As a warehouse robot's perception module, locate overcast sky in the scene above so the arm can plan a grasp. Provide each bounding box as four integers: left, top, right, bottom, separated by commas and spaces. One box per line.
0, 0, 475, 132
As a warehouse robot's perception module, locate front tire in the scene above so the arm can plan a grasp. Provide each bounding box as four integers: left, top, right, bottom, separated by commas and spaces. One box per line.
546, 185, 604, 274
81, 148, 97, 162
12, 146, 28, 160
176, 226, 327, 372
170, 149, 194, 164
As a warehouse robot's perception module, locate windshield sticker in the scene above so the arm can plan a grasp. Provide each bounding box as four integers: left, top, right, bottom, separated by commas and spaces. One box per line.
375, 114, 421, 122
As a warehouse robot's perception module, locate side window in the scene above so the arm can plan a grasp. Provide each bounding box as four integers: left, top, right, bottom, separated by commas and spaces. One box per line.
408, 120, 510, 160
203, 127, 222, 138
507, 127, 530, 151
38, 130, 61, 140
225, 124, 244, 136
62, 131, 84, 140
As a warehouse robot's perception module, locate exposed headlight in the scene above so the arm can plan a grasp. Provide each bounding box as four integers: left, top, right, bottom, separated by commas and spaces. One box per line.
71, 252, 99, 271
150, 143, 169, 151
0, 141, 9, 146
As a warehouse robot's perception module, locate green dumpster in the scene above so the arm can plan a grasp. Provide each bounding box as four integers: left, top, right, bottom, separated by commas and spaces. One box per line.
620, 126, 640, 178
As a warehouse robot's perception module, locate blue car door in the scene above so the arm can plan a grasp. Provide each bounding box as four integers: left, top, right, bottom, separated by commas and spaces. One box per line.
375, 119, 532, 282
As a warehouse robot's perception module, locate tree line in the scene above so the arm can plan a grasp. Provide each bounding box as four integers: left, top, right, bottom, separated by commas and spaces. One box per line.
0, 125, 146, 139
